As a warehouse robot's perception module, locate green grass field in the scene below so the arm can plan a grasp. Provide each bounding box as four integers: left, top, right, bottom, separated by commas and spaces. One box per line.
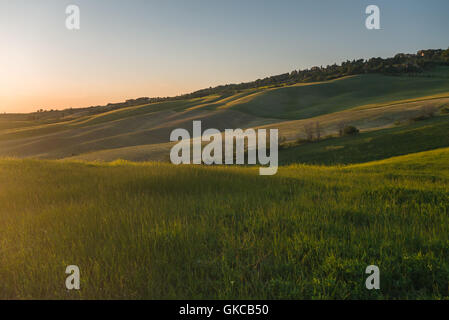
2, 66, 449, 300
279, 114, 449, 165
232, 68, 449, 119
1, 147, 449, 299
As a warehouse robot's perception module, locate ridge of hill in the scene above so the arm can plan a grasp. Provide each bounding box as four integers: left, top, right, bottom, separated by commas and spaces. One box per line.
1, 66, 449, 165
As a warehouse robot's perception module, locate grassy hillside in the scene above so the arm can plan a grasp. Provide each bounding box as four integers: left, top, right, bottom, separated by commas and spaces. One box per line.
0, 97, 214, 141
231, 68, 449, 119
1, 68, 449, 163
280, 114, 449, 165
1, 148, 449, 299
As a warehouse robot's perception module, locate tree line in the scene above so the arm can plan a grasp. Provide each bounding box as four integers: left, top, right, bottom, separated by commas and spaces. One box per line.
33, 48, 449, 115
183, 48, 449, 99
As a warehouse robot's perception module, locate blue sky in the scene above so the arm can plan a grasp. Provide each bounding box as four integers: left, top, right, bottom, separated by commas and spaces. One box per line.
1, 0, 448, 112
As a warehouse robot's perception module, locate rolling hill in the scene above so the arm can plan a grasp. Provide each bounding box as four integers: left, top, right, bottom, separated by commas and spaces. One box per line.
230, 70, 449, 119
1, 67, 449, 163
2, 54, 449, 300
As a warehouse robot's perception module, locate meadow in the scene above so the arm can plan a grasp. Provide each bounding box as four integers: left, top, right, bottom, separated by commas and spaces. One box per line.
1, 147, 449, 299
1, 67, 449, 162
279, 114, 449, 165
233, 69, 449, 119
1, 65, 449, 300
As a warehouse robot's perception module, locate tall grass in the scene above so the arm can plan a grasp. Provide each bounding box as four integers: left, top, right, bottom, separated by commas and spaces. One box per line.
1, 149, 449, 299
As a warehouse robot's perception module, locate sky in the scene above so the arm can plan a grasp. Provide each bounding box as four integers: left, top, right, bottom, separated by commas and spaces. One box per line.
1, 0, 448, 113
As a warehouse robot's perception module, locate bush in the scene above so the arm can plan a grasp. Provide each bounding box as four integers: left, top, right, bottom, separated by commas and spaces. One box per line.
411, 115, 431, 122
343, 125, 359, 136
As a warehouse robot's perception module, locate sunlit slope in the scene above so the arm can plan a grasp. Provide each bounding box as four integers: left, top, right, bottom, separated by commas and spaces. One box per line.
1, 148, 449, 299
67, 105, 449, 163
0, 107, 275, 159
0, 97, 220, 140
1, 94, 447, 162
257, 96, 449, 140
229, 69, 449, 119
1, 68, 449, 162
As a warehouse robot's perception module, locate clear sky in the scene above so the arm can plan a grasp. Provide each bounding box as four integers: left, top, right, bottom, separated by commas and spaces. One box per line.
1, 0, 448, 113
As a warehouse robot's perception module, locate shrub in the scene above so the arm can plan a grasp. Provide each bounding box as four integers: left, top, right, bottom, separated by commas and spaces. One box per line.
343, 125, 359, 136
440, 105, 449, 114
411, 115, 431, 122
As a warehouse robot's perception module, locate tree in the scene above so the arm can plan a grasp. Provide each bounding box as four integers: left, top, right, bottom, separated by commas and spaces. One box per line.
315, 122, 321, 141
304, 123, 314, 141
337, 121, 346, 137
